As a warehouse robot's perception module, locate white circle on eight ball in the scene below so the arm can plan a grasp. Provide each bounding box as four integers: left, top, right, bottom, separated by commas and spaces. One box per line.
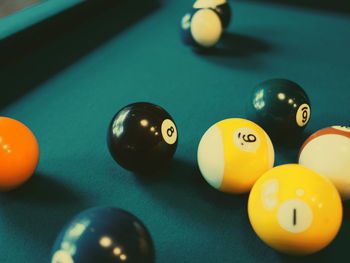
296, 103, 311, 127
233, 127, 260, 152
51, 250, 74, 263
161, 119, 177, 145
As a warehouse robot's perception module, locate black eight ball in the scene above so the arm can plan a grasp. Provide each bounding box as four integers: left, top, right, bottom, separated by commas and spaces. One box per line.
107, 102, 178, 173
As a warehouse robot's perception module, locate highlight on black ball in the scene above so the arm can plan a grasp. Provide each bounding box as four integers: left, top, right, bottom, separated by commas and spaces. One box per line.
51, 207, 155, 263
107, 102, 178, 174
246, 78, 311, 144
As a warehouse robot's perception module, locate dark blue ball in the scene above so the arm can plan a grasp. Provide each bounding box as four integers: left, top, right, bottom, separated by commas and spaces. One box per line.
180, 8, 222, 49
246, 79, 311, 143
180, 9, 198, 48
51, 207, 154, 263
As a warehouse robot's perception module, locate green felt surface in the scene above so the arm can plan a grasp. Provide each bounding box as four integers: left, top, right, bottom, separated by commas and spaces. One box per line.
1, 0, 350, 262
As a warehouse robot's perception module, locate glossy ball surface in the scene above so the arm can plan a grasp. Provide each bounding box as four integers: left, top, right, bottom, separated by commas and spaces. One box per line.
197, 118, 274, 193
193, 0, 231, 28
180, 8, 222, 49
0, 117, 39, 191
107, 102, 178, 173
248, 164, 342, 255
246, 79, 311, 142
299, 126, 350, 199
51, 207, 155, 263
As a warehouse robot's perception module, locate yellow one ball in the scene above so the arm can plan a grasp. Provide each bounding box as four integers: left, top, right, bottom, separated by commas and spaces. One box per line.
197, 118, 274, 193
248, 164, 342, 255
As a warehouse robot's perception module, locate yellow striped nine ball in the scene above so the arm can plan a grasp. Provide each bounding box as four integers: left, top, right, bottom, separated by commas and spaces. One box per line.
197, 118, 274, 193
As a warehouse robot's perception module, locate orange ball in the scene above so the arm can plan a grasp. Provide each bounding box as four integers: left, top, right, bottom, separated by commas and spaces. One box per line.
0, 117, 39, 191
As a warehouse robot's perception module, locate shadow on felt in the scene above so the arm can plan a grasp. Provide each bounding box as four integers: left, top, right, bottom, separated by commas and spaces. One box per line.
198, 32, 275, 69
0, 173, 87, 246
135, 157, 248, 222
272, 129, 313, 165
1, 173, 83, 204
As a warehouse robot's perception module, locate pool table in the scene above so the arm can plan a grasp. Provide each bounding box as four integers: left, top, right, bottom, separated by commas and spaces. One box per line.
1, 0, 350, 262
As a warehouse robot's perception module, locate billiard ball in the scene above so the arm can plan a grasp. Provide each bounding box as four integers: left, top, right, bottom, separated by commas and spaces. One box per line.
246, 79, 311, 143
299, 126, 350, 199
193, 0, 231, 29
51, 207, 154, 263
248, 164, 342, 255
107, 102, 178, 173
180, 8, 222, 49
0, 117, 39, 191
197, 118, 274, 193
